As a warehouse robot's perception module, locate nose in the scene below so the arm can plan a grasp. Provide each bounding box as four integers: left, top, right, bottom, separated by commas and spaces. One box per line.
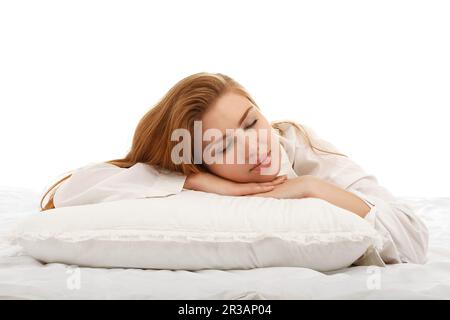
245, 135, 269, 165
233, 128, 271, 165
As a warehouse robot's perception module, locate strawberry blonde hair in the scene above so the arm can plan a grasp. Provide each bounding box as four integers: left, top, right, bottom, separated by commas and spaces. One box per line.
40, 72, 345, 211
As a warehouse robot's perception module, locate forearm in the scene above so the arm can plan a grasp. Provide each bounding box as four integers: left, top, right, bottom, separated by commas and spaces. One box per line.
305, 176, 371, 218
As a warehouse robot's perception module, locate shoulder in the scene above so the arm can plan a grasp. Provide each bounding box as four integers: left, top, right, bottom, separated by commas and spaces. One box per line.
56, 163, 122, 192
78, 161, 172, 179
54, 162, 153, 201
68, 161, 181, 182
70, 162, 123, 177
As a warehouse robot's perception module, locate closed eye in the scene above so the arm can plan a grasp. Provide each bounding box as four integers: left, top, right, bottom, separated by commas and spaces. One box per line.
221, 119, 258, 153
244, 119, 258, 129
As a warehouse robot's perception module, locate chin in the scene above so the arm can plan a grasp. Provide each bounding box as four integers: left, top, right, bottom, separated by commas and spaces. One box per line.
252, 167, 281, 182
252, 162, 281, 182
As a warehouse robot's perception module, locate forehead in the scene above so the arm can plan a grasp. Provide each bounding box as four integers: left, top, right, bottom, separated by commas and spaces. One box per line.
202, 92, 252, 131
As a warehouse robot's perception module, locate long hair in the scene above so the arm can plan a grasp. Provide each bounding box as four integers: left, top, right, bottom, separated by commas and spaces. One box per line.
40, 72, 345, 211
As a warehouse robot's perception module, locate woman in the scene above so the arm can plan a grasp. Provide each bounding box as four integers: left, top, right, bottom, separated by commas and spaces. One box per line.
40, 72, 428, 264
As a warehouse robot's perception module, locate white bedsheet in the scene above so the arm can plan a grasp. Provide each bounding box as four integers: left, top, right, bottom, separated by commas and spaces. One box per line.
0, 187, 449, 300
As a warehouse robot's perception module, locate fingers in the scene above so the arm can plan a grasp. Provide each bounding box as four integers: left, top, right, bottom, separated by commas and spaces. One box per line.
260, 175, 287, 186
237, 184, 275, 196
235, 175, 287, 196
273, 175, 288, 183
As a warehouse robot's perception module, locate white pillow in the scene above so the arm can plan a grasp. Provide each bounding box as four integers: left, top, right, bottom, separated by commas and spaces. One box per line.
9, 190, 384, 271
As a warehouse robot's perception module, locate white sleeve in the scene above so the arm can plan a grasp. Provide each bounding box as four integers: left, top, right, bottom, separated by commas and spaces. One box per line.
289, 124, 429, 264
345, 179, 429, 264
53, 162, 187, 208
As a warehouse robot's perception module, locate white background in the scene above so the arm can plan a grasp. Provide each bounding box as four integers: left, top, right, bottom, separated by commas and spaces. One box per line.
1, 0, 449, 197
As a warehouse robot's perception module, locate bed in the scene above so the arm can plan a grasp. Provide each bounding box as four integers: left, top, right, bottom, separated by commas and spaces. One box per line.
0, 187, 449, 300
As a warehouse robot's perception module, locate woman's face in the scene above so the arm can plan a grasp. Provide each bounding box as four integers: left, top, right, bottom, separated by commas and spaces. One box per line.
200, 91, 281, 183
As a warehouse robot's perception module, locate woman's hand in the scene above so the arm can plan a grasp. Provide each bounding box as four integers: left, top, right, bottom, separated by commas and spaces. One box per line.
252, 175, 371, 218
184, 172, 288, 196
249, 175, 315, 199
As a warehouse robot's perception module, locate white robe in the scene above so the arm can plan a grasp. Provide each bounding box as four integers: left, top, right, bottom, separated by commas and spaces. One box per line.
52, 123, 429, 265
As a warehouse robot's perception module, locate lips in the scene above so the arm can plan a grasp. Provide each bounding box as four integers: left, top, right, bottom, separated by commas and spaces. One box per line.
251, 150, 272, 171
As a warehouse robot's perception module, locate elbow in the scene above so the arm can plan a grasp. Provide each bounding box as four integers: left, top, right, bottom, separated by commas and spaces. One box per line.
375, 200, 430, 264
397, 206, 430, 264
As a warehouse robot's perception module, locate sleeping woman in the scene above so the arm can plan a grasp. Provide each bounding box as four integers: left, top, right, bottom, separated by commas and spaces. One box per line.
40, 72, 429, 265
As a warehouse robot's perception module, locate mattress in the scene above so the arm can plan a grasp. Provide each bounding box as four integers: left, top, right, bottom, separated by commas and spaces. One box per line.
0, 187, 449, 300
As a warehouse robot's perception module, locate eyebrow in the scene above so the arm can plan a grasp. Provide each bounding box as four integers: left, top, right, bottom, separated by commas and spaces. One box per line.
205, 106, 254, 150
238, 106, 253, 126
